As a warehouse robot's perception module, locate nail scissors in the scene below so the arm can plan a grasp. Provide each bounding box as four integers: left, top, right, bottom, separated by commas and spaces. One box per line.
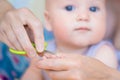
9, 42, 48, 55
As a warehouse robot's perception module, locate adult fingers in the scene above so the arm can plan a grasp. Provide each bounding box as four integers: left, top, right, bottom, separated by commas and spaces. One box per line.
2, 21, 22, 50
9, 14, 39, 59
46, 70, 81, 80
19, 8, 44, 53
0, 20, 15, 49
0, 28, 14, 49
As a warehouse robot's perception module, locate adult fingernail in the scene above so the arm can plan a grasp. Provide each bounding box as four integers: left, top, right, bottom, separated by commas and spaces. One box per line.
36, 42, 44, 52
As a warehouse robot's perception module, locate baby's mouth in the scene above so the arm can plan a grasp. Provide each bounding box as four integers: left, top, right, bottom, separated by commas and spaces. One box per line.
74, 27, 91, 31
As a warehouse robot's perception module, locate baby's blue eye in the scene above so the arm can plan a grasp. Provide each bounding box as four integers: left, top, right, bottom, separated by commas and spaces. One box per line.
89, 6, 99, 12
65, 5, 75, 11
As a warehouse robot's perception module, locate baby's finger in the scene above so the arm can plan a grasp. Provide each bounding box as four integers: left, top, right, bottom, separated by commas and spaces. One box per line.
43, 51, 58, 58
37, 58, 76, 70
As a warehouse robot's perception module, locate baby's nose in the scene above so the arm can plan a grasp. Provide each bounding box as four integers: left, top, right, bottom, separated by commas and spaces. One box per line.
76, 9, 89, 22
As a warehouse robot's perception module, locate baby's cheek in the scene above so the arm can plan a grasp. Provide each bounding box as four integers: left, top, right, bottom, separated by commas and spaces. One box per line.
92, 30, 105, 43
52, 19, 71, 40
54, 28, 69, 39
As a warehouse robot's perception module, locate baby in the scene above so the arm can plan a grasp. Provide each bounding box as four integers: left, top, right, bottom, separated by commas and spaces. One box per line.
22, 0, 118, 79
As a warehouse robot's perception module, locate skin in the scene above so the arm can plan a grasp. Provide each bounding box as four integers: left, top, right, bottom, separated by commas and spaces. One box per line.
1, 0, 120, 80
45, 0, 117, 68
22, 53, 120, 80
22, 0, 118, 80
0, 0, 44, 58
37, 53, 120, 80
45, 0, 106, 54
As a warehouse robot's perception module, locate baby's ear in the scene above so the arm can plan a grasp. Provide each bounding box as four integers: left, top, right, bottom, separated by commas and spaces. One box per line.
44, 11, 52, 31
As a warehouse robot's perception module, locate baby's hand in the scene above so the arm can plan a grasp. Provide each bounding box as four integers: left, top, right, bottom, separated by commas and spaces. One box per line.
30, 51, 62, 67
21, 52, 63, 80
36, 53, 113, 80
41, 51, 64, 59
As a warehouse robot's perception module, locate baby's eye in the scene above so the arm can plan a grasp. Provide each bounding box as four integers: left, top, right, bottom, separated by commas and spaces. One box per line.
65, 5, 75, 11
89, 6, 99, 12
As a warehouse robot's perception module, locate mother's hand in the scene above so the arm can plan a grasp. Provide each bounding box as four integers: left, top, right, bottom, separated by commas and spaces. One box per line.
0, 7, 44, 58
37, 53, 115, 80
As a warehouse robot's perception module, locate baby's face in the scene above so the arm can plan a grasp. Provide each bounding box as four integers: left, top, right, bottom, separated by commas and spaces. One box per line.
45, 0, 106, 48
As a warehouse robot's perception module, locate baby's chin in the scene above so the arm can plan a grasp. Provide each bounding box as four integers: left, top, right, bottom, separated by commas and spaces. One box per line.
71, 40, 99, 48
